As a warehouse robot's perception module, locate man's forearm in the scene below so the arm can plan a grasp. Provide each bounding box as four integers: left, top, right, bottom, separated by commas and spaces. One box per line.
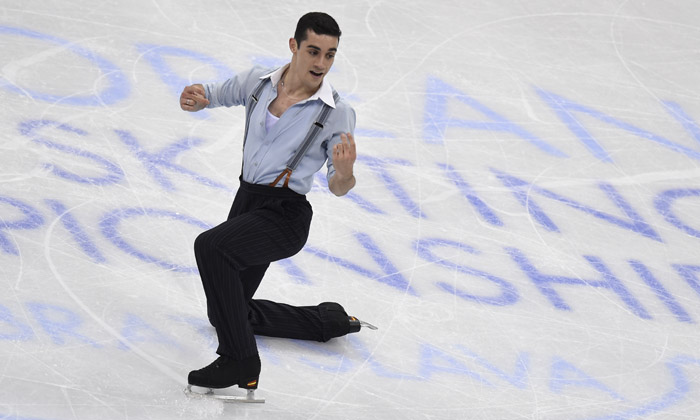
328, 173, 356, 196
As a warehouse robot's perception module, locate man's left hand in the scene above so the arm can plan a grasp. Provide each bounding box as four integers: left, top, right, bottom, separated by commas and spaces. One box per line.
333, 132, 356, 178
329, 132, 356, 196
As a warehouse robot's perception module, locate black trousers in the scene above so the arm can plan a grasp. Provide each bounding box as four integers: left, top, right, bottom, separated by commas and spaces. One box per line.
194, 180, 349, 360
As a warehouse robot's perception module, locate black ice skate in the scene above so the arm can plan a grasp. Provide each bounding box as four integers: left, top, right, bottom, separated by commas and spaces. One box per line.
319, 302, 378, 337
184, 355, 264, 403
348, 316, 378, 333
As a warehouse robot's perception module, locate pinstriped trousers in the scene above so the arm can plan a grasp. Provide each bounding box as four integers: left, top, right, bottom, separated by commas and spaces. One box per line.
194, 179, 349, 360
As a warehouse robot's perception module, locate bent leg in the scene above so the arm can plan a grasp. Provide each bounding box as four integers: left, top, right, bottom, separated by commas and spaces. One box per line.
195, 203, 311, 359
238, 263, 352, 342
248, 299, 351, 342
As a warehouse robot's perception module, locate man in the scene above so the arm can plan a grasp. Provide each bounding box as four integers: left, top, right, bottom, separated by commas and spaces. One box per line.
179, 12, 374, 394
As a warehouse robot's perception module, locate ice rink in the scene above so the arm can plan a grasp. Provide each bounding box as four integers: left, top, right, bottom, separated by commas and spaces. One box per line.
2, 1, 700, 419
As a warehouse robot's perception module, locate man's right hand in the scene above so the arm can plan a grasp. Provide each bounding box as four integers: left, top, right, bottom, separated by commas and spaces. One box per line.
180, 84, 210, 112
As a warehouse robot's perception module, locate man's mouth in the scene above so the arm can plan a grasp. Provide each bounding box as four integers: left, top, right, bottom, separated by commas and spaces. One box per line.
310, 70, 323, 77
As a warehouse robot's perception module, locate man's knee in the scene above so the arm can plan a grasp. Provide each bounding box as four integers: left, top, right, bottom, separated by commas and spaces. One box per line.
194, 227, 246, 270
194, 229, 216, 257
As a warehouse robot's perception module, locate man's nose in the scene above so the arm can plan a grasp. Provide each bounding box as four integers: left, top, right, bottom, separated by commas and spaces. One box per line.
314, 54, 327, 68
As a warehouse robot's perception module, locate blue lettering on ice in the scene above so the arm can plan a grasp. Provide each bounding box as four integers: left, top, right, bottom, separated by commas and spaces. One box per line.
294, 340, 354, 372
45, 199, 107, 264
415, 237, 518, 306
456, 345, 530, 389
253, 336, 282, 366
0, 195, 44, 255
423, 75, 567, 157
418, 343, 491, 384
358, 155, 425, 218
348, 336, 421, 380
99, 207, 210, 273
0, 304, 34, 341
169, 315, 217, 349
313, 173, 385, 215
549, 356, 624, 400
25, 301, 100, 348
0, 26, 129, 105
304, 231, 416, 295
31, 136, 125, 185
672, 264, 700, 297
114, 129, 230, 192
19, 120, 125, 186
277, 258, 312, 285
536, 88, 700, 162
251, 56, 288, 69
493, 168, 663, 242
492, 168, 559, 231
662, 100, 700, 144
438, 163, 503, 226
586, 356, 700, 420
507, 247, 652, 319
119, 313, 180, 350
654, 188, 700, 238
629, 260, 693, 323
137, 44, 233, 119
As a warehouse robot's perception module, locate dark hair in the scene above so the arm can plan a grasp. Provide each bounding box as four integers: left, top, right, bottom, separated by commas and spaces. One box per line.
294, 12, 342, 47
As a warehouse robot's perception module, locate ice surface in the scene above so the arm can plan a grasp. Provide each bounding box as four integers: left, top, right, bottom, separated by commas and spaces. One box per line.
2, 1, 700, 419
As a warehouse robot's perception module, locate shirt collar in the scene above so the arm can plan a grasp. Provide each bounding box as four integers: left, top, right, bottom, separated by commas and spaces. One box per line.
262, 64, 336, 108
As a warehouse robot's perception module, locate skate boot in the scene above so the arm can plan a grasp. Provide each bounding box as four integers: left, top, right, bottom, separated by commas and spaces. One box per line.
319, 302, 378, 338
187, 355, 260, 389
348, 315, 378, 333
185, 355, 264, 403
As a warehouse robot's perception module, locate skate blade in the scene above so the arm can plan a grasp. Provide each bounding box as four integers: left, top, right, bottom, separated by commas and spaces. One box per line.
360, 320, 378, 330
184, 385, 265, 403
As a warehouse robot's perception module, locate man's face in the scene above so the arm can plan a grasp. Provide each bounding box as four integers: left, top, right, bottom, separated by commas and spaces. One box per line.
290, 29, 338, 87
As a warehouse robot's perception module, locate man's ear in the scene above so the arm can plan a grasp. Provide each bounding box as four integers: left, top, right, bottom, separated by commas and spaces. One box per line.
289, 37, 298, 53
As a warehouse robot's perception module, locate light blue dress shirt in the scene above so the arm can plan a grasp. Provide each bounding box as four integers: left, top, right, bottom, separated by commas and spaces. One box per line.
204, 65, 356, 195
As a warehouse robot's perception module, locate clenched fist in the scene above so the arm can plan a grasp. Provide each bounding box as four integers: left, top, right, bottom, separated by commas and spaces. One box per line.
328, 132, 356, 196
180, 84, 210, 112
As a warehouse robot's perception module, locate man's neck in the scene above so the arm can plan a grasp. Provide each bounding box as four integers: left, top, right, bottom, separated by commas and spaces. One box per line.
281, 67, 320, 99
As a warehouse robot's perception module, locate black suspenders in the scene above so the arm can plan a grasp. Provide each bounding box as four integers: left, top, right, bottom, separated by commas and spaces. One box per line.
241, 78, 269, 159
243, 77, 339, 188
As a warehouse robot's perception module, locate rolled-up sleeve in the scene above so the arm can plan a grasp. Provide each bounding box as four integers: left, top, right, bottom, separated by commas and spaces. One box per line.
325, 100, 357, 183
204, 66, 268, 108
